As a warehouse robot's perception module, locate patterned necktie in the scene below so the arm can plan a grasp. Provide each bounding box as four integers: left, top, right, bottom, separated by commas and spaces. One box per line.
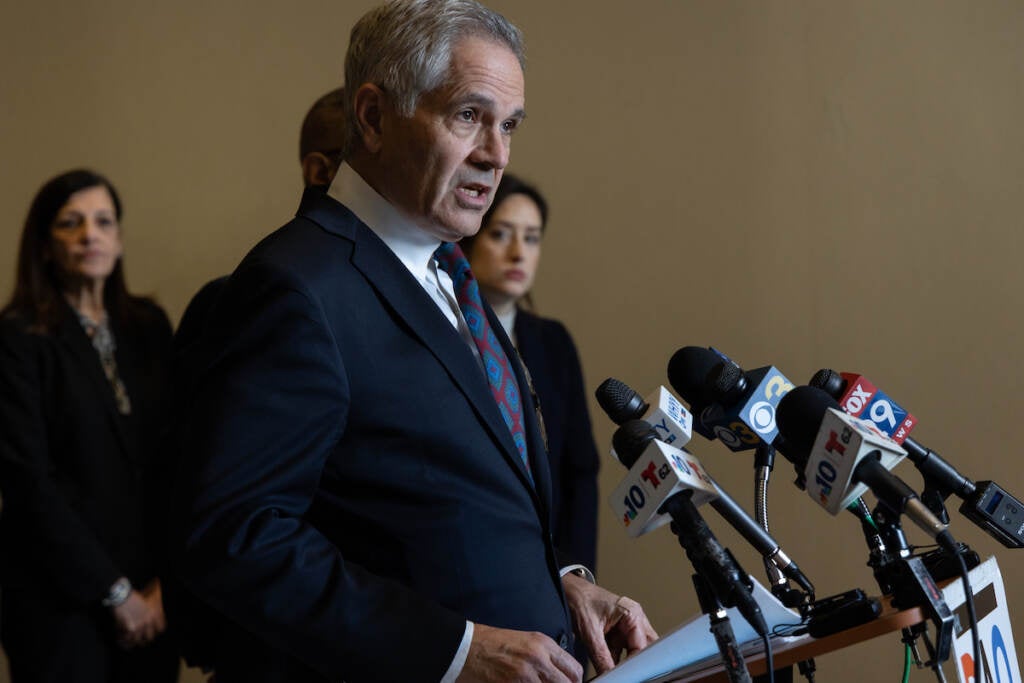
434, 242, 530, 478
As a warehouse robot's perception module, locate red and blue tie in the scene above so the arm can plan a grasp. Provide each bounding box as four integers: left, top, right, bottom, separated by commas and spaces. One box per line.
434, 242, 530, 477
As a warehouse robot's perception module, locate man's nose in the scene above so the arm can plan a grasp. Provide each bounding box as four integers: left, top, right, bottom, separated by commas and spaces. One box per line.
473, 126, 510, 170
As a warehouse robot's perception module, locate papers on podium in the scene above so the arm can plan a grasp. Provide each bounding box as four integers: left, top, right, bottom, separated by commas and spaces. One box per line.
592, 576, 801, 683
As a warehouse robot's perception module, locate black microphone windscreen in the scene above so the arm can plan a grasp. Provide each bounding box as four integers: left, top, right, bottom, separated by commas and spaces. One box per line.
708, 361, 746, 404
611, 420, 659, 468
809, 368, 846, 399
775, 385, 840, 466
595, 378, 648, 425
667, 346, 721, 408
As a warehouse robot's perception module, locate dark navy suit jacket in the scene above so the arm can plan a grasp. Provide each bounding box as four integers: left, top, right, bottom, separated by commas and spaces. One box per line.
167, 189, 573, 682
514, 311, 600, 572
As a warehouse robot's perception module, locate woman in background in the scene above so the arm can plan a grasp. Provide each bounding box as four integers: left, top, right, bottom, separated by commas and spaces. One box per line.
462, 173, 601, 575
0, 169, 179, 683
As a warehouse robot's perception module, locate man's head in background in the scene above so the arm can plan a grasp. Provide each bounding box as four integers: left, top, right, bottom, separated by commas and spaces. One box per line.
299, 86, 346, 187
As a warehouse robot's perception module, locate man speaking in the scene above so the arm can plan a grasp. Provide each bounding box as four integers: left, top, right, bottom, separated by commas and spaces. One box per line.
166, 1, 656, 682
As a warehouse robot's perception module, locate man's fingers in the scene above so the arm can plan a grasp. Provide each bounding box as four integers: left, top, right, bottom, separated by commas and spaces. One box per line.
644, 617, 659, 644
460, 624, 583, 683
153, 610, 167, 634
581, 625, 615, 674
616, 596, 657, 653
549, 644, 584, 682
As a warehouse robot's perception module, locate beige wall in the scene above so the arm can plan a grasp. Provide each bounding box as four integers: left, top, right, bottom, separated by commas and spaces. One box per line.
2, 1, 1023, 681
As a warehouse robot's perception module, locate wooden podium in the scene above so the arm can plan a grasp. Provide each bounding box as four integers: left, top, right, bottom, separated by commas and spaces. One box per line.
592, 557, 1018, 683
652, 595, 927, 682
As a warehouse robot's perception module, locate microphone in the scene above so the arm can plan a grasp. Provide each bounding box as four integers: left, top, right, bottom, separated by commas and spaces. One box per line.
666, 347, 795, 450
612, 421, 768, 637
810, 370, 917, 444
775, 386, 957, 554
811, 369, 1024, 549
608, 420, 717, 537
701, 360, 796, 451
602, 396, 813, 597
666, 346, 726, 439
595, 378, 693, 454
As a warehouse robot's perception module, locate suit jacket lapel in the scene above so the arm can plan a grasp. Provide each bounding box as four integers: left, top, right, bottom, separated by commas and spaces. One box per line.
298, 191, 545, 507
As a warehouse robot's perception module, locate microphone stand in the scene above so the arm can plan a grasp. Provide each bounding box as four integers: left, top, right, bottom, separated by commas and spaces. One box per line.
662, 491, 759, 683
913, 471, 982, 581
753, 442, 815, 683
753, 443, 808, 607
691, 572, 753, 683
865, 502, 955, 681
754, 445, 784, 590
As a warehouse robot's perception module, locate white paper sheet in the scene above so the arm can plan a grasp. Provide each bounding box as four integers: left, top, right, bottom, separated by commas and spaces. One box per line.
592, 576, 802, 683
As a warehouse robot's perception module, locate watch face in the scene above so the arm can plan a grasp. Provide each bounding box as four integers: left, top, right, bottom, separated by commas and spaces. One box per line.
103, 578, 132, 607
568, 567, 594, 583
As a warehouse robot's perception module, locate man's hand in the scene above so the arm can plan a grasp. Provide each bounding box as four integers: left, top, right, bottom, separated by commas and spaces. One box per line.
111, 579, 166, 648
457, 623, 583, 683
562, 572, 658, 674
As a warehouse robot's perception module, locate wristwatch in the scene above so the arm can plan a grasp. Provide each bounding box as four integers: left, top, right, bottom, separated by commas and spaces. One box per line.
101, 577, 132, 607
561, 564, 595, 584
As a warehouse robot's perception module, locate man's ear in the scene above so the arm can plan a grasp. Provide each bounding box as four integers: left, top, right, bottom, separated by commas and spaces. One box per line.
301, 153, 335, 187
353, 83, 386, 154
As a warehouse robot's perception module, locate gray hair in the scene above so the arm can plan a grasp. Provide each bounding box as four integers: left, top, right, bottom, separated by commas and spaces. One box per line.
341, 0, 524, 157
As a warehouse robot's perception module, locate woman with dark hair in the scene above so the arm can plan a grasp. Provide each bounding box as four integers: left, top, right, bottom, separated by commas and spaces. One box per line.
0, 169, 179, 682
461, 172, 601, 582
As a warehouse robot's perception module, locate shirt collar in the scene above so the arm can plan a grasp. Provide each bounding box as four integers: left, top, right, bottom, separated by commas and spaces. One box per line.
495, 307, 517, 340
327, 161, 441, 283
